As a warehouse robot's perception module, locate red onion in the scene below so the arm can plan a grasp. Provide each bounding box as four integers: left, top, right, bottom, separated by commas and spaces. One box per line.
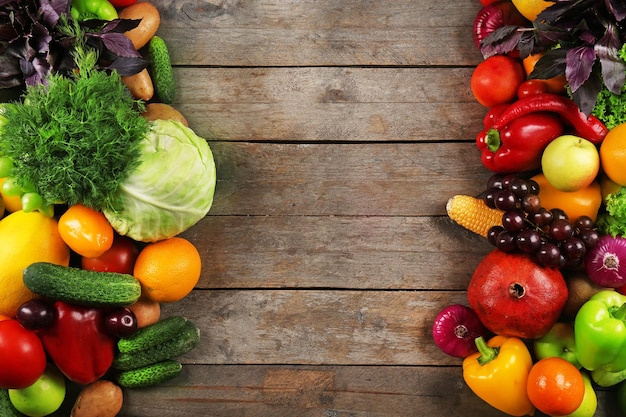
432, 304, 487, 358
586, 235, 626, 288
472, 1, 529, 49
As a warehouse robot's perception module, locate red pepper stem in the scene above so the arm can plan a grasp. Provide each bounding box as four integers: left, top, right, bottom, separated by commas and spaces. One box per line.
485, 129, 502, 152
613, 303, 626, 321
490, 93, 607, 144
475, 336, 499, 365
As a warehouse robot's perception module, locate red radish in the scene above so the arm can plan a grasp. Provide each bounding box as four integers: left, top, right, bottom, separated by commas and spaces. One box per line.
473, 1, 529, 49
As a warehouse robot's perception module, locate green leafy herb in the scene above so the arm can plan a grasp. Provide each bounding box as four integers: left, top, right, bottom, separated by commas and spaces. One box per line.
0, 22, 149, 210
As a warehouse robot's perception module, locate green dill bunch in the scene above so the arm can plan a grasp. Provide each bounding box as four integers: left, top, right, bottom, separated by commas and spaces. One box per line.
0, 65, 149, 211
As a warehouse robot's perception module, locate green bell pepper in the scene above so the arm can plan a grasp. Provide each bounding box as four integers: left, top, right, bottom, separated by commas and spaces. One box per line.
575, 290, 626, 372
71, 0, 118, 22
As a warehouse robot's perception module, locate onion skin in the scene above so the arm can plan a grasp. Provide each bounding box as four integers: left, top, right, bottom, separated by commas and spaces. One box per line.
432, 304, 487, 358
472, 1, 529, 49
586, 235, 626, 288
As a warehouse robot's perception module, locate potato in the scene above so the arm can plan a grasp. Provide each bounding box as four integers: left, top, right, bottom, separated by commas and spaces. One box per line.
119, 1, 161, 50
127, 296, 161, 328
142, 102, 189, 126
71, 380, 123, 417
122, 68, 154, 101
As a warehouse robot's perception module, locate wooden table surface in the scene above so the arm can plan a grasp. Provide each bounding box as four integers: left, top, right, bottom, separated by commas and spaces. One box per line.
109, 0, 620, 415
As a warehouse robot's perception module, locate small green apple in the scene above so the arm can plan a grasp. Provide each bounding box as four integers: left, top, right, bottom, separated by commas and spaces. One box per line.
541, 135, 600, 192
534, 322, 581, 369
8, 363, 66, 417
563, 372, 597, 417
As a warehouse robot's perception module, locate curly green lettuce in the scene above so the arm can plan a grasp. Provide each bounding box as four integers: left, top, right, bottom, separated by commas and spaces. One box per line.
591, 44, 626, 130
597, 186, 626, 236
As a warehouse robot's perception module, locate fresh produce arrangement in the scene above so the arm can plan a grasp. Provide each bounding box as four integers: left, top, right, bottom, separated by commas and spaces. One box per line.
435, 0, 626, 415
0, 0, 213, 415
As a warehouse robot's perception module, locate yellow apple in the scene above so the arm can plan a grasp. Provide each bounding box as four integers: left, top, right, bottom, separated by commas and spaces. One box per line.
541, 135, 600, 192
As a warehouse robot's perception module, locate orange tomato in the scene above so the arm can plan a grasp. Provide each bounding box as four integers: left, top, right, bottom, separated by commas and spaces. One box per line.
600, 122, 626, 186
526, 357, 585, 416
531, 174, 602, 222
471, 55, 526, 108
58, 204, 114, 258
522, 53, 567, 94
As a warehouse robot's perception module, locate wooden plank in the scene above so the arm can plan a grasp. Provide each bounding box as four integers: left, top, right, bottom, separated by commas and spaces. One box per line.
182, 215, 492, 290
160, 290, 469, 366
154, 0, 483, 67
205, 142, 493, 216
174, 67, 486, 142
119, 365, 618, 417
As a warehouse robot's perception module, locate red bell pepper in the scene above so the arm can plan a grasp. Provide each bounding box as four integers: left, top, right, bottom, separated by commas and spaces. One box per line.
476, 110, 564, 173
37, 301, 115, 384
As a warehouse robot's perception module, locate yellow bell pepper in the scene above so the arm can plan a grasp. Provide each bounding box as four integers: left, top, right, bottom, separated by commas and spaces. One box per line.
463, 335, 535, 416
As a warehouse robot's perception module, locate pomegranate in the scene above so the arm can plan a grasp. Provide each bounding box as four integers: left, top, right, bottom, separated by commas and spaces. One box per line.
467, 249, 567, 339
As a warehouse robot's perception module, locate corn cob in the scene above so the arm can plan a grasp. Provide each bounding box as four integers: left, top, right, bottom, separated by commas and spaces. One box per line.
446, 195, 504, 238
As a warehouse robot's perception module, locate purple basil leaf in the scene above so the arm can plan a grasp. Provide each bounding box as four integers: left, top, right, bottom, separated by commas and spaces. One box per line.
38, 0, 68, 28
101, 18, 141, 33
104, 56, 149, 76
571, 69, 603, 116
605, 0, 626, 21
595, 23, 625, 94
0, 54, 20, 79
480, 26, 524, 58
529, 48, 566, 79
566, 44, 596, 92
98, 32, 142, 58
29, 22, 51, 54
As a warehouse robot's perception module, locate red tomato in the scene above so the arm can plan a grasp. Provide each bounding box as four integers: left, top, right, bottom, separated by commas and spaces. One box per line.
480, 0, 500, 5
110, 0, 138, 7
81, 234, 139, 275
0, 320, 47, 389
470, 55, 525, 107
517, 79, 548, 99
58, 204, 114, 258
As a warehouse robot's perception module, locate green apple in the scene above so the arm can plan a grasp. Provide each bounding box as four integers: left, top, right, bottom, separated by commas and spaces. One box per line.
8, 363, 66, 417
534, 322, 581, 369
541, 135, 600, 192
563, 372, 597, 417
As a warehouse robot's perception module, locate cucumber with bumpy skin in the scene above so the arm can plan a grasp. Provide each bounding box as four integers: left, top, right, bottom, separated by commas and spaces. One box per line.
23, 262, 141, 307
113, 319, 200, 370
148, 35, 176, 104
117, 315, 189, 354
116, 360, 182, 388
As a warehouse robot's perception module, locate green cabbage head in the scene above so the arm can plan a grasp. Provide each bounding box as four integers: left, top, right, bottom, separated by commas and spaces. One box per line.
104, 119, 216, 242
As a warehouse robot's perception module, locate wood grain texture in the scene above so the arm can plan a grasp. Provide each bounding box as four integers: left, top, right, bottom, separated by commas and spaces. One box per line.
174, 67, 486, 142
155, 0, 483, 67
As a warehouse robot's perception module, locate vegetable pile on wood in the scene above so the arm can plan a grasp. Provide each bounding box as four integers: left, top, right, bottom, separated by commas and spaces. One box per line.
436, 0, 626, 416
0, 0, 211, 415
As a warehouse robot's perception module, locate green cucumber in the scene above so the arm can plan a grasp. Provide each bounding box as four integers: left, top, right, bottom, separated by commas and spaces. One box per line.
117, 315, 189, 354
0, 388, 25, 417
23, 262, 141, 307
113, 319, 200, 370
116, 360, 183, 388
148, 35, 176, 104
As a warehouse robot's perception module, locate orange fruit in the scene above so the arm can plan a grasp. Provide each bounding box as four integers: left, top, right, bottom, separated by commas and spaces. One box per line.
526, 357, 584, 416
523, 53, 567, 94
511, 0, 555, 21
600, 122, 626, 186
531, 174, 603, 222
133, 237, 202, 303
0, 210, 70, 317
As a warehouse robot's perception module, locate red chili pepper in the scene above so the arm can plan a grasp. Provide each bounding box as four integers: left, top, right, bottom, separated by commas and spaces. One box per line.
487, 93, 608, 144
37, 301, 115, 384
477, 111, 564, 173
